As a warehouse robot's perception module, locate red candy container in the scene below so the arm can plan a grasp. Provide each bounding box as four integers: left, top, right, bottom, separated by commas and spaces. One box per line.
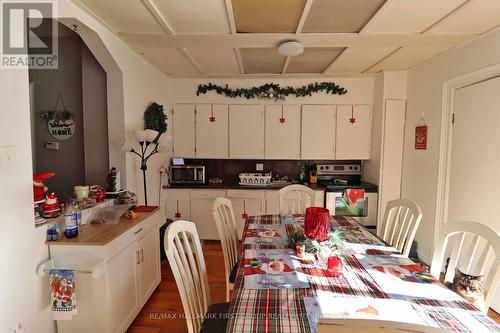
327, 256, 344, 277
304, 207, 330, 241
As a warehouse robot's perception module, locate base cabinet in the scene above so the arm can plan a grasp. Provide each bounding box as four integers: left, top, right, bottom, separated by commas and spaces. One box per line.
52, 211, 163, 333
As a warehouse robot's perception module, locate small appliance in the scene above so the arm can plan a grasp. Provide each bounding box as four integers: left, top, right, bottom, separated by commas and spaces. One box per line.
170, 165, 206, 185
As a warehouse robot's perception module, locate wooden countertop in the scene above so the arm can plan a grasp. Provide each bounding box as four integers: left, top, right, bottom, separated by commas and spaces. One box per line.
46, 208, 160, 246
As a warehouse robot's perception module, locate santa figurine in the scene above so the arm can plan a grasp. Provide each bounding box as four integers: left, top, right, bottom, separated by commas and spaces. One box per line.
42, 192, 61, 218
33, 172, 55, 204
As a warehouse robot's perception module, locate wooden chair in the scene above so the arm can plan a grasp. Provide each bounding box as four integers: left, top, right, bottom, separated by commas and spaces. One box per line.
212, 197, 239, 302
164, 220, 229, 333
378, 199, 423, 256
279, 184, 316, 215
317, 319, 445, 332
430, 221, 500, 313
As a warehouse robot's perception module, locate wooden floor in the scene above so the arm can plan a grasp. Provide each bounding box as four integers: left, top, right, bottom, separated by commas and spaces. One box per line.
127, 241, 499, 333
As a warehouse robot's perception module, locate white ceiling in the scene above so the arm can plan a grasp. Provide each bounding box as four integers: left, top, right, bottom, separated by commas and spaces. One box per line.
73, 0, 500, 77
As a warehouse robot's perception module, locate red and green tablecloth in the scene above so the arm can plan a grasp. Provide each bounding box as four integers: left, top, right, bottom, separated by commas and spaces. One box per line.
226, 214, 500, 333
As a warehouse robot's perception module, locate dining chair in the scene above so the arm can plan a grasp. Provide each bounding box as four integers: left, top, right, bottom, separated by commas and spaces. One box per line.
317, 319, 445, 332
378, 199, 423, 257
212, 197, 239, 302
279, 184, 316, 215
430, 221, 500, 313
164, 220, 229, 333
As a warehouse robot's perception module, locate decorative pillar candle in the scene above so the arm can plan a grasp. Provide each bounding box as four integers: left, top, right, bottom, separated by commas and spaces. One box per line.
304, 207, 330, 241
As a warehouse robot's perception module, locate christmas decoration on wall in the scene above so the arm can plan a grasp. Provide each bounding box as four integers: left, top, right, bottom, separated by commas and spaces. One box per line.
41, 95, 75, 140
349, 105, 356, 124
209, 104, 216, 123
415, 114, 427, 150
196, 82, 347, 101
175, 200, 182, 219
241, 200, 249, 219
144, 102, 167, 141
279, 105, 286, 124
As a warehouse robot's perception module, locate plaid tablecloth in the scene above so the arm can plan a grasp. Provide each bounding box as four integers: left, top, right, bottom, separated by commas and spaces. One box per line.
226, 215, 500, 333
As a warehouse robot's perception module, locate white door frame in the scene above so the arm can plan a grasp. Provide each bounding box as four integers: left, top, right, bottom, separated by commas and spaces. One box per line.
434, 62, 500, 241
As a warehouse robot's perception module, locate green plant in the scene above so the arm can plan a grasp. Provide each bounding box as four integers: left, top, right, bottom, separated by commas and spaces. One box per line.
144, 102, 167, 135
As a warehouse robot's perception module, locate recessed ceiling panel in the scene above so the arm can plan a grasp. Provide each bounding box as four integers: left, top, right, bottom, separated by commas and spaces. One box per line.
429, 0, 500, 33
240, 48, 286, 74
188, 48, 240, 74
232, 0, 306, 33
364, 0, 466, 33
155, 0, 231, 33
287, 48, 344, 73
326, 46, 400, 73
76, 0, 163, 33
302, 0, 385, 33
140, 48, 200, 76
366, 45, 453, 73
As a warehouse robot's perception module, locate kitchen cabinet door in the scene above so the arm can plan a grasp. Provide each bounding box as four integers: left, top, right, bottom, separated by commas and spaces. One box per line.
301, 105, 336, 159
190, 190, 226, 240
106, 242, 139, 333
265, 190, 280, 215
196, 104, 229, 158
229, 105, 264, 158
173, 104, 196, 157
229, 198, 264, 239
265, 105, 301, 159
336, 104, 372, 160
165, 190, 191, 221
137, 229, 160, 304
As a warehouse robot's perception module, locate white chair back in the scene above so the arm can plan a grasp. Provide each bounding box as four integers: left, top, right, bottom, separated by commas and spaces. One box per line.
164, 220, 210, 333
430, 221, 500, 312
212, 197, 239, 301
379, 199, 423, 256
317, 319, 445, 332
279, 184, 316, 215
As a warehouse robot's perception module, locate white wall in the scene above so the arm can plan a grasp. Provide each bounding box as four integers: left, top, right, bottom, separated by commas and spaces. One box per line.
402, 27, 500, 263
0, 1, 172, 332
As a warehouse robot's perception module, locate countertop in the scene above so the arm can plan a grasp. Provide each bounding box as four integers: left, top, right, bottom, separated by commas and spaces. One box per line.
46, 208, 159, 246
167, 181, 326, 191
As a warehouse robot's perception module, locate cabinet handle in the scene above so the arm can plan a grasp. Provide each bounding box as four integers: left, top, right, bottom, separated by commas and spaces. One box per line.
136, 251, 140, 265
134, 228, 143, 235
141, 249, 144, 262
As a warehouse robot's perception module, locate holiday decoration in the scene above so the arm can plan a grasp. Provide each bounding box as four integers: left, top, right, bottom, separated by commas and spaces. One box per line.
106, 167, 121, 193
42, 95, 75, 140
279, 105, 286, 124
175, 200, 181, 219
350, 105, 356, 124
196, 82, 347, 101
327, 255, 344, 277
209, 104, 216, 123
304, 207, 330, 242
241, 200, 249, 219
415, 125, 427, 150
144, 102, 167, 140
33, 172, 55, 204
42, 192, 61, 218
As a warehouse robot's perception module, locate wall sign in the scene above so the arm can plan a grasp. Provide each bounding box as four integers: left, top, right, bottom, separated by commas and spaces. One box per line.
415, 125, 427, 150
48, 114, 75, 140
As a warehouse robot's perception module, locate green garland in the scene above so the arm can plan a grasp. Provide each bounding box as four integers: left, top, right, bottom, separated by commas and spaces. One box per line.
41, 111, 72, 121
196, 82, 347, 100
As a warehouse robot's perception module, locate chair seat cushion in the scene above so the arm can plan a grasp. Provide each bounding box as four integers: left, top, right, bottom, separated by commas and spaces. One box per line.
200, 302, 230, 333
229, 260, 239, 284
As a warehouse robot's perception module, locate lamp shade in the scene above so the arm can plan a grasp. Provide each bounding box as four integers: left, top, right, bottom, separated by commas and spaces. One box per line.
120, 141, 134, 152
134, 130, 147, 142
145, 129, 159, 142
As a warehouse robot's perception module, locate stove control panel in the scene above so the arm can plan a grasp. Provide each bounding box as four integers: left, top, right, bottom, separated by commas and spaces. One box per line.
317, 164, 362, 175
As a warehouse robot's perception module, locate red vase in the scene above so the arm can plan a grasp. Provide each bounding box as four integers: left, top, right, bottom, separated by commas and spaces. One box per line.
327, 256, 344, 277
304, 207, 330, 241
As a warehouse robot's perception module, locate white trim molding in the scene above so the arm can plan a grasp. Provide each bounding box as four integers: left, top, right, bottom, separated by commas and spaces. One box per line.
434, 62, 500, 244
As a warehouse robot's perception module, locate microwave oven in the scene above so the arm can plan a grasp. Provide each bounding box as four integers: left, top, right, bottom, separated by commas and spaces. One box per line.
170, 165, 206, 184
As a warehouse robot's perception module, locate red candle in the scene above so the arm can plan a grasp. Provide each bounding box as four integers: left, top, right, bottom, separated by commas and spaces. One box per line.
304, 207, 330, 241
327, 256, 344, 277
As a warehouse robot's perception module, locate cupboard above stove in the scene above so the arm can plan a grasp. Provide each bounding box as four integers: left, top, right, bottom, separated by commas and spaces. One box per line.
172, 104, 372, 160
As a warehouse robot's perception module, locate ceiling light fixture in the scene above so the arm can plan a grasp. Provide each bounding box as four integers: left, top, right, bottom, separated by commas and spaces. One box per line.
278, 40, 304, 57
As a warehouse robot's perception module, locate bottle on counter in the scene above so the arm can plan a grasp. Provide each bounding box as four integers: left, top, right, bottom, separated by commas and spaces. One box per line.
64, 200, 79, 238
298, 165, 306, 184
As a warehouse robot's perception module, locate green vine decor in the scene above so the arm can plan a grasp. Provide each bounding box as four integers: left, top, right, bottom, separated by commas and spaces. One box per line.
41, 111, 72, 121
144, 102, 168, 134
196, 82, 347, 100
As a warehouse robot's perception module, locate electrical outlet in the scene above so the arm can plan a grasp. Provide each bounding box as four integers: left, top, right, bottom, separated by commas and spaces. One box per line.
0, 146, 16, 170
256, 163, 264, 171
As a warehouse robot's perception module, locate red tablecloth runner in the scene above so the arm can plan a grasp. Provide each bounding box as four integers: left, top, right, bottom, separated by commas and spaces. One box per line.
226, 215, 500, 333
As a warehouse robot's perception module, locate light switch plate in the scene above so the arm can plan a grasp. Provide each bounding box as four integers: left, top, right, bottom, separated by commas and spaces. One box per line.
0, 145, 16, 170
256, 163, 264, 171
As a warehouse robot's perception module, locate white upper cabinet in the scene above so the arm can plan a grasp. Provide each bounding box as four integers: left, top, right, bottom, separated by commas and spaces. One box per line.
195, 104, 229, 158
173, 104, 195, 157
265, 105, 301, 159
336, 104, 372, 160
229, 105, 265, 159
301, 105, 336, 159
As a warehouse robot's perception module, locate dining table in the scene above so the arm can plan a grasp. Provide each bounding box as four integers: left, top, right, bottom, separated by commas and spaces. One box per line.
226, 214, 500, 333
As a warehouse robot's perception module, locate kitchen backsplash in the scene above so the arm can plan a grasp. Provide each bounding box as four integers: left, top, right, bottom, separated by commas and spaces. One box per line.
182, 159, 361, 183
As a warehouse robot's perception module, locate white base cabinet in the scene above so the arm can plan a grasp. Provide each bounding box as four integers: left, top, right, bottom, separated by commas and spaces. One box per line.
50, 211, 163, 333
